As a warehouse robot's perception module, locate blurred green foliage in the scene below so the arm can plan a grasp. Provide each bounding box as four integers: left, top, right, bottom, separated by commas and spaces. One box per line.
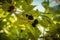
0, 0, 60, 40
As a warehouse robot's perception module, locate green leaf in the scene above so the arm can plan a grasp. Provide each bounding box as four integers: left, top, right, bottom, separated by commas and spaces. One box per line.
15, 0, 27, 8
28, 32, 36, 40
0, 21, 7, 30
22, 5, 36, 11
0, 0, 5, 3
53, 16, 60, 22
19, 38, 28, 40
42, 1, 49, 9
55, 9, 60, 14
0, 32, 10, 40
55, 23, 60, 34
39, 20, 48, 27
2, 3, 10, 11
7, 0, 12, 4
26, 24, 41, 39
28, 10, 41, 18
25, 0, 33, 5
